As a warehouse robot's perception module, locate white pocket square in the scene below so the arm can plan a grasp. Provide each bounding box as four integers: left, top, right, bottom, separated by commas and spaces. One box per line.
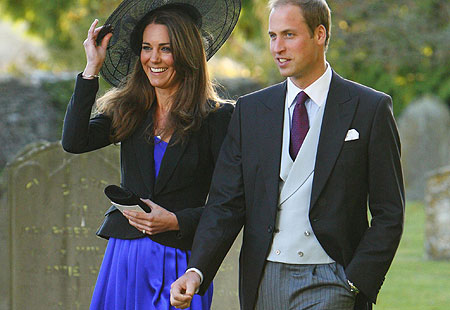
345, 129, 359, 141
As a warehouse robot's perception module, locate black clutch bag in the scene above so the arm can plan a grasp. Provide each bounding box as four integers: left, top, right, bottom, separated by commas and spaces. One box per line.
104, 185, 151, 213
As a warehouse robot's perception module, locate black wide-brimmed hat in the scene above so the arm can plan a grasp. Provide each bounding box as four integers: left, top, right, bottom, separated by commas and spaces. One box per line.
99, 0, 241, 87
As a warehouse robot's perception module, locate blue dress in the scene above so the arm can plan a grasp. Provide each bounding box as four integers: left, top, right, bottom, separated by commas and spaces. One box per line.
90, 137, 213, 310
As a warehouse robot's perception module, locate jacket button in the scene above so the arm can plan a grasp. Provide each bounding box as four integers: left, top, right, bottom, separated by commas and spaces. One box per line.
267, 225, 273, 233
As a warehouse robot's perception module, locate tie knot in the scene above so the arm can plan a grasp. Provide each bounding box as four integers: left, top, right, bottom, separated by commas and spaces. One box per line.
295, 91, 309, 106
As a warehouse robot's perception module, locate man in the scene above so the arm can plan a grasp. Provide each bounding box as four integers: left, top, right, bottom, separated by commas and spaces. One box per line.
171, 0, 404, 309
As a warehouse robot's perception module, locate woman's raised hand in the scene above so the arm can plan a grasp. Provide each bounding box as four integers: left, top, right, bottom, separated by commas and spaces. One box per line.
82, 19, 113, 77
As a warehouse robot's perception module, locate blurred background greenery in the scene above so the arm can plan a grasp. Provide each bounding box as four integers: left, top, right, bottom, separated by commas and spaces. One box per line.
0, 0, 449, 115
0, 1, 449, 309
375, 202, 450, 310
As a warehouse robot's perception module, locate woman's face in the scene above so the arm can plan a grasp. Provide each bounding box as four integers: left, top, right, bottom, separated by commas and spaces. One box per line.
140, 23, 179, 93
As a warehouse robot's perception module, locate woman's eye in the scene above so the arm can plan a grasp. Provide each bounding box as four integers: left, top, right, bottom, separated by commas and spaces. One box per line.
142, 45, 151, 51
161, 46, 171, 52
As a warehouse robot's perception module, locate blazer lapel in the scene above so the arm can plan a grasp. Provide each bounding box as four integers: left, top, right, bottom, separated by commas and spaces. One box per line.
258, 81, 286, 218
132, 110, 156, 197
153, 132, 190, 195
310, 71, 359, 208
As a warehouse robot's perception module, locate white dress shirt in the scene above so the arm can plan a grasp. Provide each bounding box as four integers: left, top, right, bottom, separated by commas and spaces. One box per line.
285, 63, 332, 131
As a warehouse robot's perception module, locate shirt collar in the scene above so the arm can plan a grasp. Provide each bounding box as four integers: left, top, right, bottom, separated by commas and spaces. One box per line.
286, 63, 332, 109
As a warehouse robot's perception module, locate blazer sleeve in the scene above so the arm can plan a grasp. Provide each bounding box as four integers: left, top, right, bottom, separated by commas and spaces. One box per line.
173, 103, 234, 240
345, 95, 405, 303
61, 73, 112, 153
187, 100, 246, 294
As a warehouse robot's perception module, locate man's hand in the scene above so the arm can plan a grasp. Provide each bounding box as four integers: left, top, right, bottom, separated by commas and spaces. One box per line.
170, 271, 201, 309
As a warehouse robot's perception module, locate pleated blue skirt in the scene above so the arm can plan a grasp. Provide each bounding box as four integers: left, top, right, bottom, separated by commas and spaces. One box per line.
90, 237, 213, 310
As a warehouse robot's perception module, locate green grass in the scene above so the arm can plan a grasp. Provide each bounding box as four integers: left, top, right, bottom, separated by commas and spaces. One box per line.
374, 202, 450, 310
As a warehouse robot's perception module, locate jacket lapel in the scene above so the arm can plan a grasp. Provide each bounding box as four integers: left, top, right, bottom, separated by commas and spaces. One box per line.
258, 81, 286, 217
132, 110, 155, 197
310, 71, 359, 208
153, 132, 190, 195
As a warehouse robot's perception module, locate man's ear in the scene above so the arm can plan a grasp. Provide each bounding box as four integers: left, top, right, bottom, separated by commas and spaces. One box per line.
315, 24, 327, 46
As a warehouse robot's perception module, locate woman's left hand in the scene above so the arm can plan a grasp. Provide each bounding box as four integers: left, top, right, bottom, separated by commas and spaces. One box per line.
122, 199, 179, 235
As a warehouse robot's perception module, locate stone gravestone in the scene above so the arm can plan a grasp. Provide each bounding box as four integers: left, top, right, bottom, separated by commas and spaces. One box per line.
398, 96, 450, 201
425, 166, 450, 260
211, 231, 242, 310
0, 178, 8, 310
2, 140, 241, 309
4, 141, 120, 310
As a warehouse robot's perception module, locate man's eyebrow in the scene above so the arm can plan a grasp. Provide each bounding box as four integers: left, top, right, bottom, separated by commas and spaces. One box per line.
268, 29, 296, 34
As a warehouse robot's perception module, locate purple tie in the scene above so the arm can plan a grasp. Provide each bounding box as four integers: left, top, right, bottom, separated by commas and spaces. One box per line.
289, 91, 309, 160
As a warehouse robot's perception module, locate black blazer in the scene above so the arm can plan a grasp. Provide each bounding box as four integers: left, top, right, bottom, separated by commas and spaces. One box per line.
62, 74, 233, 250
188, 71, 405, 310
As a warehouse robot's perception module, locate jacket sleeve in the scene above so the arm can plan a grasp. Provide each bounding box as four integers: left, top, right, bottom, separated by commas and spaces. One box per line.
187, 100, 246, 294
173, 103, 234, 240
345, 95, 405, 303
61, 73, 112, 153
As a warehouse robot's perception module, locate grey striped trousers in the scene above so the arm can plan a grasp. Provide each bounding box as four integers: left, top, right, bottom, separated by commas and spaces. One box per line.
255, 261, 356, 310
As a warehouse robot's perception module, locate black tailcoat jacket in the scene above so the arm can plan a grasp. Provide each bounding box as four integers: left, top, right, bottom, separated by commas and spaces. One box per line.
62, 74, 233, 250
188, 71, 405, 310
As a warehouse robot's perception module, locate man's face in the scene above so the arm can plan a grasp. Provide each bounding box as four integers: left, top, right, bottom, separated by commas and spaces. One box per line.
268, 4, 324, 87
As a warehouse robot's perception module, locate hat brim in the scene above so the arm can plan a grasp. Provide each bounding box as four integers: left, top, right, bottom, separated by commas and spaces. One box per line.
99, 0, 241, 87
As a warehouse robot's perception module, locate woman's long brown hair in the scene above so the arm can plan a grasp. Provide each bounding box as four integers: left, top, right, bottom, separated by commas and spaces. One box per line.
96, 8, 225, 143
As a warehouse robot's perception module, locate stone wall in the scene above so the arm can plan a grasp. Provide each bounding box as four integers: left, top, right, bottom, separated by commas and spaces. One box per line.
0, 75, 73, 171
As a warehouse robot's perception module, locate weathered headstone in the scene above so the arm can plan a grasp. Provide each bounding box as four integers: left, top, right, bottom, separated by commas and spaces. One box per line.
425, 166, 450, 260
0, 176, 9, 310
3, 141, 120, 310
211, 231, 241, 310
398, 96, 450, 201
2, 140, 242, 309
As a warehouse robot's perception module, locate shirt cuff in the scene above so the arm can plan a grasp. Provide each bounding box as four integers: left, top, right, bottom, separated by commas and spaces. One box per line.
185, 268, 204, 284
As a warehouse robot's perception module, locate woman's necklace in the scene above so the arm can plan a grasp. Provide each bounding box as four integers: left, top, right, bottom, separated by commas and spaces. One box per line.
154, 108, 172, 142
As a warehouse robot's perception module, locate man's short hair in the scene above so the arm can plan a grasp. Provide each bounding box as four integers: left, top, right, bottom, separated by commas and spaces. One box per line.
268, 0, 331, 49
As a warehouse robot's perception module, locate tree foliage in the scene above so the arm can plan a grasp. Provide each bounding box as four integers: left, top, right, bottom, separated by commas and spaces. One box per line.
1, 0, 121, 69
220, 0, 450, 114
327, 0, 450, 114
1, 0, 448, 113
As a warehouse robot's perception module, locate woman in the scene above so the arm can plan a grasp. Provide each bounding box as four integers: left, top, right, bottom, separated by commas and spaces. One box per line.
62, 1, 241, 309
